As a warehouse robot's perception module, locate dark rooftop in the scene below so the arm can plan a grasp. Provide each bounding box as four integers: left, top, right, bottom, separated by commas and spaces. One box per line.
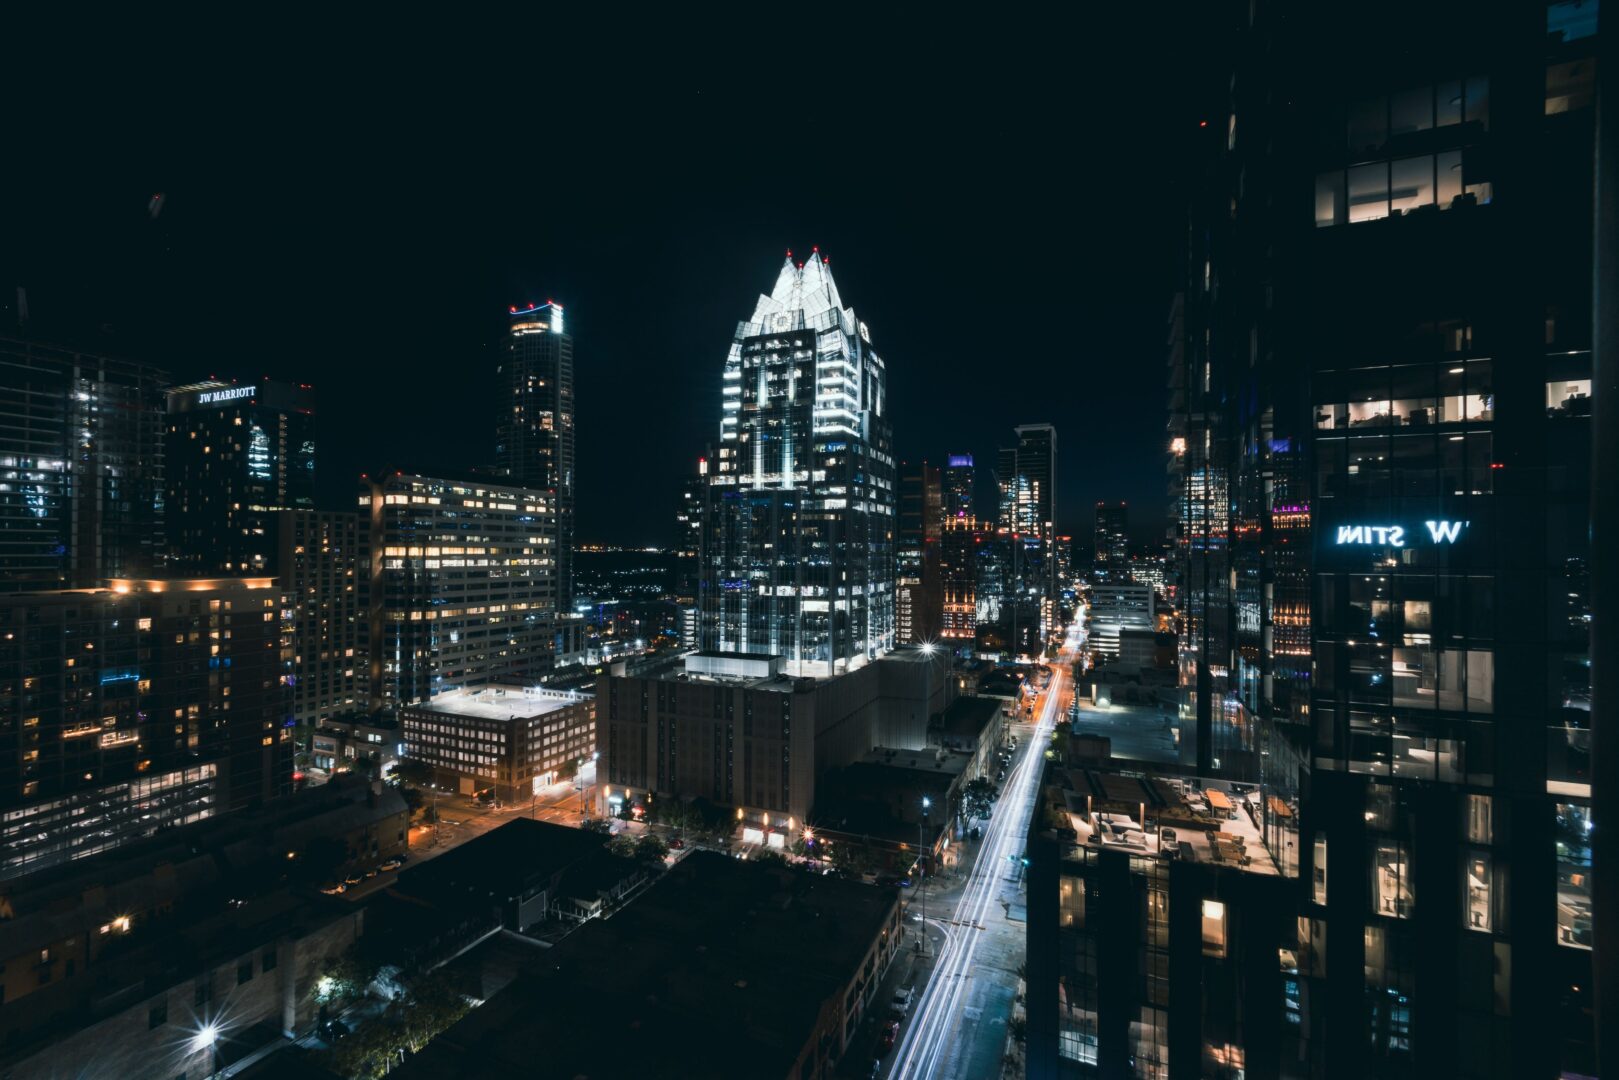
936, 694, 1002, 740
394, 817, 609, 903
396, 850, 898, 1080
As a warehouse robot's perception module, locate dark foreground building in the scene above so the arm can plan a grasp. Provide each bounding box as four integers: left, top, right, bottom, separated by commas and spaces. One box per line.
1083, 2, 1602, 1078
396, 849, 903, 1080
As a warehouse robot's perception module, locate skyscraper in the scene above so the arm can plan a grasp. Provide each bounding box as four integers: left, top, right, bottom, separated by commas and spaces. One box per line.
896, 461, 941, 645
1014, 423, 1057, 542
1034, 4, 1600, 1077
363, 471, 557, 709
0, 335, 168, 589
280, 508, 366, 728
942, 453, 976, 520
995, 446, 1018, 531
673, 459, 706, 649
1094, 501, 1130, 569
164, 379, 315, 576
495, 301, 575, 611
0, 577, 290, 880
699, 251, 895, 671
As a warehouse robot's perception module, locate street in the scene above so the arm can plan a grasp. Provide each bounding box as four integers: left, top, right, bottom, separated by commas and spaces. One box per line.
338, 765, 601, 901
888, 621, 1083, 1079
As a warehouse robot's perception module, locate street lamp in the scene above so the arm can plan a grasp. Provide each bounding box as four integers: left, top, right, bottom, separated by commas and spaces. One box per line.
197, 1023, 221, 1079
919, 794, 932, 956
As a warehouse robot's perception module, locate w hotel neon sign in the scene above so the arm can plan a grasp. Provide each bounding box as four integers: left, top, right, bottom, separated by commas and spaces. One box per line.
1334, 520, 1468, 547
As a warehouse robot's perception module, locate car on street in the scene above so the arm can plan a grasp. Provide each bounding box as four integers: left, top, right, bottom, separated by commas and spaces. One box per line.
318, 882, 346, 895
669, 838, 685, 849
321, 1019, 350, 1042
890, 986, 914, 1016
882, 1019, 901, 1052
379, 857, 404, 871
343, 874, 364, 887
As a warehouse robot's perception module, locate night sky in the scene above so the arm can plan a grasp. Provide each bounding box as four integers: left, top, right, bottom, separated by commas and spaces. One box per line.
4, 44, 1196, 549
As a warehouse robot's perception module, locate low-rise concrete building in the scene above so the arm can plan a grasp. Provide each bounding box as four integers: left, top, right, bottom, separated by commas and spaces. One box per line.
598, 650, 951, 841
931, 695, 1006, 780
400, 684, 595, 802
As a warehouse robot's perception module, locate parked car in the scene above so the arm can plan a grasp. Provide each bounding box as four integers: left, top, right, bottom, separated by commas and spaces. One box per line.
343, 874, 364, 887
379, 857, 404, 872
669, 838, 685, 849
882, 1019, 901, 1052
321, 1019, 350, 1042
891, 986, 915, 1015
319, 882, 346, 895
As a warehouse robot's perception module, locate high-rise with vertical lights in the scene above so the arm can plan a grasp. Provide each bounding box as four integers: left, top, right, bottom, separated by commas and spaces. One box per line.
942, 453, 976, 520
0, 336, 168, 589
1094, 501, 1130, 570
1029, 5, 1602, 1078
1014, 423, 1057, 541
495, 301, 575, 611
164, 379, 315, 576
700, 251, 895, 671
0, 577, 290, 880
363, 471, 557, 709
896, 461, 941, 645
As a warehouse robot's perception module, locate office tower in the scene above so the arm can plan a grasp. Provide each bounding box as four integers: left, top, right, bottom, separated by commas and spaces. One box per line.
1085, 582, 1156, 663
993, 448, 1013, 529
1036, 5, 1600, 1078
699, 251, 895, 671
1094, 501, 1130, 569
495, 301, 575, 610
943, 452, 976, 520
0, 577, 291, 880
363, 471, 557, 710
673, 461, 706, 648
939, 512, 980, 641
992, 425, 1059, 643
896, 461, 942, 645
1014, 423, 1057, 540
164, 379, 315, 576
0, 335, 167, 589
279, 509, 365, 727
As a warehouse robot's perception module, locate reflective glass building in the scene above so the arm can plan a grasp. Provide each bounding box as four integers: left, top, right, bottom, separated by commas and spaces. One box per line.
699, 252, 895, 672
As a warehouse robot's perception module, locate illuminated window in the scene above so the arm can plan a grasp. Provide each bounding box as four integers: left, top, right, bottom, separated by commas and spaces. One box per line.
1201, 899, 1227, 957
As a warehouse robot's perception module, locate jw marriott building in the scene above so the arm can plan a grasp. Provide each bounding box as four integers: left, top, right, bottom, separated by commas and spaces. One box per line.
699, 251, 896, 672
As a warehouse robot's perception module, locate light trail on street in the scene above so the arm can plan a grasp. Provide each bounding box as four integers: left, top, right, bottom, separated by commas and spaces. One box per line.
890, 621, 1083, 1079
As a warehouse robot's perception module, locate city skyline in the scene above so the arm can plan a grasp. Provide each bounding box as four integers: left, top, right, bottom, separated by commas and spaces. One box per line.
3, 81, 1193, 548
1, 8, 1609, 1076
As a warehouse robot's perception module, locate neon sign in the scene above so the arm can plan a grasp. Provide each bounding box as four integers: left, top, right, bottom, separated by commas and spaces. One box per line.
197, 385, 255, 404
1334, 520, 1468, 547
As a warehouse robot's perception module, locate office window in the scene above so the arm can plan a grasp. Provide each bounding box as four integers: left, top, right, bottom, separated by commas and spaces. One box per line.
1372, 838, 1414, 918
1390, 156, 1435, 214
1201, 899, 1228, 957
1390, 86, 1433, 136
1348, 163, 1391, 223
149, 1001, 168, 1029
1464, 851, 1494, 931
1554, 803, 1593, 949
262, 948, 277, 973
1547, 378, 1593, 416
1348, 96, 1388, 156
1312, 834, 1328, 905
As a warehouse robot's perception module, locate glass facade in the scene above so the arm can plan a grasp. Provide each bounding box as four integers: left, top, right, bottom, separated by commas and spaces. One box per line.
699, 253, 895, 671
